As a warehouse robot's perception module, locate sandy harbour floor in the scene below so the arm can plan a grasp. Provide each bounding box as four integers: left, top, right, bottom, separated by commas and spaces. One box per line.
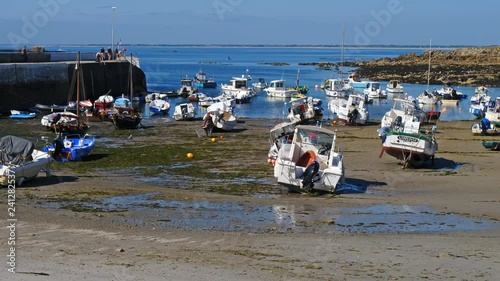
1, 118, 499, 281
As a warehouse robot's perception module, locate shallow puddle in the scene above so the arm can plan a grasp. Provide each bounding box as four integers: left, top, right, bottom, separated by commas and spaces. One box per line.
38, 193, 500, 234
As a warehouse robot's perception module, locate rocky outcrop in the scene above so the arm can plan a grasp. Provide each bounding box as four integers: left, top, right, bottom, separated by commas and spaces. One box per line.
353, 46, 500, 86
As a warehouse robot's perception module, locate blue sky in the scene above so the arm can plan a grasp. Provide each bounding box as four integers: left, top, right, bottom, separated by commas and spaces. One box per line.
1, 0, 498, 47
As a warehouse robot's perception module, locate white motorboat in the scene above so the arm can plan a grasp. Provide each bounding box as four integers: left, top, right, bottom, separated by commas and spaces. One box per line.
41, 112, 78, 128
0, 135, 53, 186
145, 92, 168, 103
288, 97, 324, 123
328, 94, 369, 125
173, 102, 196, 121
437, 82, 466, 100
178, 77, 198, 98
380, 98, 426, 129
471, 119, 497, 135
485, 97, 500, 123
364, 81, 387, 99
378, 119, 438, 168
252, 78, 268, 90
267, 121, 297, 165
386, 80, 404, 94
347, 73, 370, 90
149, 99, 171, 115
205, 101, 237, 131
273, 125, 345, 193
416, 90, 439, 105
324, 78, 353, 98
264, 80, 297, 98
221, 75, 255, 103
469, 93, 492, 118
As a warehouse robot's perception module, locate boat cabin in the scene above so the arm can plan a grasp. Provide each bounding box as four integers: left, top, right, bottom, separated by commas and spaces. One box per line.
230, 77, 249, 89
268, 80, 286, 90
366, 81, 381, 90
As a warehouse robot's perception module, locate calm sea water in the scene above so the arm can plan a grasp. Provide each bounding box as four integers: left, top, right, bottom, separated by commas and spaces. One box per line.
39, 45, 500, 121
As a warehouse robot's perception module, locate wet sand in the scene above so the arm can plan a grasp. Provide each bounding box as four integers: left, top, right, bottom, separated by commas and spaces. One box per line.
1, 118, 500, 280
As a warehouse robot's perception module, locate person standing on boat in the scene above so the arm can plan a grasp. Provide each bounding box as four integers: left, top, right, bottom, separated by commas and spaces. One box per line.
202, 113, 215, 137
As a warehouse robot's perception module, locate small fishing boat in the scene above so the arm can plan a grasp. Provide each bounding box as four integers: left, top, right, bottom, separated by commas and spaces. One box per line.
485, 97, 500, 123
273, 125, 345, 193
437, 81, 466, 100
324, 78, 353, 98
364, 82, 387, 99
288, 97, 324, 124
380, 98, 426, 129
0, 135, 53, 186
173, 102, 196, 121
378, 119, 438, 168
149, 99, 170, 115
252, 78, 268, 90
482, 140, 500, 151
10, 110, 36, 119
264, 79, 297, 98
386, 80, 404, 94
178, 76, 198, 98
267, 121, 297, 165
193, 69, 217, 88
328, 94, 369, 125
43, 134, 95, 162
94, 90, 114, 110
221, 75, 255, 102
416, 90, 439, 105
472, 118, 497, 135
347, 73, 370, 89
205, 101, 237, 131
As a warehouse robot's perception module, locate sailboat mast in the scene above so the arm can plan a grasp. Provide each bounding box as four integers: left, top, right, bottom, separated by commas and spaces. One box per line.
129, 54, 134, 111
76, 51, 81, 120
296, 69, 300, 88
341, 26, 345, 79
426, 39, 432, 91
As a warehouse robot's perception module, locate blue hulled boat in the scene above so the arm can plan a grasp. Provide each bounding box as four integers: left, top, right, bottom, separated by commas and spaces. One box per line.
44, 134, 95, 162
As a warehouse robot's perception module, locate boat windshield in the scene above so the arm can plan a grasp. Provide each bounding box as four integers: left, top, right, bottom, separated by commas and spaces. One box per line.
296, 129, 334, 147
235, 80, 247, 89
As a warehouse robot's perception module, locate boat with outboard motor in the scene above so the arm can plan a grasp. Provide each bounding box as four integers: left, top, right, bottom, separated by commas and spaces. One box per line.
273, 125, 345, 193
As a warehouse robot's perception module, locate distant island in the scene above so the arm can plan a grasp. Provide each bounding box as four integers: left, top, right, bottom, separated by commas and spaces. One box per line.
352, 46, 500, 87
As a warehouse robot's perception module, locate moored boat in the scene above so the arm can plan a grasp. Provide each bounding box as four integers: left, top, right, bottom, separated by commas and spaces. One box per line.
193, 69, 217, 88
364, 81, 387, 99
264, 79, 296, 98
386, 80, 404, 94
324, 78, 353, 98
10, 110, 36, 119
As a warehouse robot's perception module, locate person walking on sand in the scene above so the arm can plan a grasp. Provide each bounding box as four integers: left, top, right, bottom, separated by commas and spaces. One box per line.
202, 112, 215, 137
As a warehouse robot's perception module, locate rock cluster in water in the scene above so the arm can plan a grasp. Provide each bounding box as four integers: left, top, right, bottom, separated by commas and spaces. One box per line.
353, 46, 500, 87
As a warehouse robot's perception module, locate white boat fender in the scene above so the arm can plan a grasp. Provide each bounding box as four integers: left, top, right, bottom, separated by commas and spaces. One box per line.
64, 138, 72, 148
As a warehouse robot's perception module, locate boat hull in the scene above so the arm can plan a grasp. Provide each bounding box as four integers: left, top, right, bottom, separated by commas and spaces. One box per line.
44, 136, 95, 162
193, 81, 217, 88
381, 132, 437, 167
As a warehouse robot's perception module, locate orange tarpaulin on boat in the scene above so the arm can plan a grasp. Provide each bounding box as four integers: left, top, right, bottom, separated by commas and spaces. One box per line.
296, 150, 317, 167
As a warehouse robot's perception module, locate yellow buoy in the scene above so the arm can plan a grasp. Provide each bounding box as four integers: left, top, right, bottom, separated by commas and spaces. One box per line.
187, 153, 194, 159
211, 138, 216, 142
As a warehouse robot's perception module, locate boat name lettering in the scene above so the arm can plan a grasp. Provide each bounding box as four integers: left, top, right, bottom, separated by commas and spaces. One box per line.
397, 135, 419, 143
